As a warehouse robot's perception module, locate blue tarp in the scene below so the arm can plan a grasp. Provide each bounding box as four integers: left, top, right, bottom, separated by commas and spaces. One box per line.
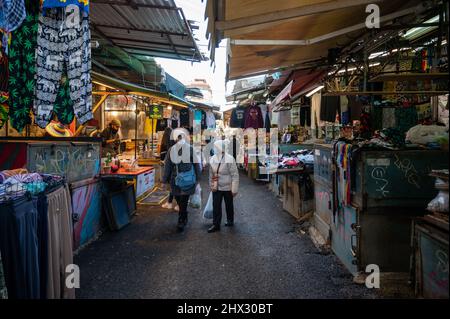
162, 73, 186, 99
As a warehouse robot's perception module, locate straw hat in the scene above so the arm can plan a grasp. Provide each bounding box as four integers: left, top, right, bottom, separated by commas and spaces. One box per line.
45, 122, 73, 137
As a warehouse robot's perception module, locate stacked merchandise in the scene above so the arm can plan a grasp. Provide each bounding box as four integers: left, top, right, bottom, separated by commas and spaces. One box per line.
277, 150, 314, 170
0, 169, 75, 299
0, 0, 93, 133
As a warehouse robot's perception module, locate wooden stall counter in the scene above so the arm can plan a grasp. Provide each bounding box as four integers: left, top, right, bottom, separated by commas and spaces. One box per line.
101, 167, 155, 200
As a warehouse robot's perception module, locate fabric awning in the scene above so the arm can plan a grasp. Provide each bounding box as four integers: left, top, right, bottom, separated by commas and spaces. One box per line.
271, 80, 293, 107
206, 0, 420, 80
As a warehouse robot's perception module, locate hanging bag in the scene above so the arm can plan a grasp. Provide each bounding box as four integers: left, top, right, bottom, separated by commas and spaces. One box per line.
211, 156, 223, 192
203, 192, 213, 219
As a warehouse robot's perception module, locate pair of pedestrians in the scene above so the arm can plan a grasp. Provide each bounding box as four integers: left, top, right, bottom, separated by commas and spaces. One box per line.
162, 130, 239, 232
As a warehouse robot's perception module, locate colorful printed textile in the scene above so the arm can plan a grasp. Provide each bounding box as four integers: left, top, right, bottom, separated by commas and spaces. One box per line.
42, 0, 89, 14
8, 1, 39, 132
34, 9, 93, 128
0, 0, 26, 32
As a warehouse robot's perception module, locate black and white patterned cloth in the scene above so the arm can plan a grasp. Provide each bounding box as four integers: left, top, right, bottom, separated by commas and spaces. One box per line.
34, 7, 93, 128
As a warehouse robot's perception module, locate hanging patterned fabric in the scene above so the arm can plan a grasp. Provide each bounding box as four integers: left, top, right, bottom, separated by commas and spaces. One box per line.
42, 0, 90, 14
34, 8, 93, 128
0, 0, 27, 32
7, 0, 40, 132
334, 142, 352, 206
0, 44, 8, 129
53, 78, 75, 125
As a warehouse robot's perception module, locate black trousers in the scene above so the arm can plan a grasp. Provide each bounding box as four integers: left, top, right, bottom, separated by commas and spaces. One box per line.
212, 191, 234, 227
0, 198, 40, 299
175, 195, 190, 221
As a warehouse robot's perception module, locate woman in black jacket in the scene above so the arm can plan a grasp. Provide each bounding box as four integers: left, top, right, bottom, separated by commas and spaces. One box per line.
162, 129, 201, 232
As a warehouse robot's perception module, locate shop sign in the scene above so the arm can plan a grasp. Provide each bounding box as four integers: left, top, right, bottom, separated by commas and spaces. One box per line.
147, 105, 163, 119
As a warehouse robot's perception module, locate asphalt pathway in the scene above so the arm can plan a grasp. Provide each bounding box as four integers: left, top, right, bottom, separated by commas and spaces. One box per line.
74, 172, 377, 299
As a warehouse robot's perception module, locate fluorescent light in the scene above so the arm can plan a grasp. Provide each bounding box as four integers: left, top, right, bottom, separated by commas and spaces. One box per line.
402, 15, 439, 40
306, 85, 324, 97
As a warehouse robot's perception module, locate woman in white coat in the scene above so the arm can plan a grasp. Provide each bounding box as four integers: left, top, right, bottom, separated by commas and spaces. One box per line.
208, 139, 239, 233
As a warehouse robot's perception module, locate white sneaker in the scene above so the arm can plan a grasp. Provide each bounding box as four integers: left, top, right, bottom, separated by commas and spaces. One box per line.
162, 202, 173, 209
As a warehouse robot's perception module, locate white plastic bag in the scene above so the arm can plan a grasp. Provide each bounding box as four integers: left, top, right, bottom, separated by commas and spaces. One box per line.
203, 192, 213, 219
189, 184, 202, 208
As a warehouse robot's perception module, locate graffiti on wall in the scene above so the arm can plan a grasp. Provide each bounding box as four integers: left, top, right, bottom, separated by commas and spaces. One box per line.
28, 144, 100, 183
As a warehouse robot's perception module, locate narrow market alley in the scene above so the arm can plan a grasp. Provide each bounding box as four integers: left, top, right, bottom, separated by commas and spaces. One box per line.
74, 172, 376, 299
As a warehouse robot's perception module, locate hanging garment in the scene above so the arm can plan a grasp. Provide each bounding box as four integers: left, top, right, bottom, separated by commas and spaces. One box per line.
243, 104, 264, 129
277, 109, 291, 130
34, 9, 93, 128
229, 105, 246, 128
7, 0, 40, 132
311, 93, 321, 134
299, 106, 311, 127
0, 250, 7, 299
382, 107, 396, 128
340, 95, 350, 125
156, 118, 168, 132
0, 197, 40, 299
348, 96, 363, 121
42, 0, 89, 14
359, 111, 372, 139
168, 109, 180, 129
0, 0, 26, 32
265, 111, 271, 132
34, 193, 48, 299
45, 185, 75, 299
205, 110, 216, 129
53, 78, 74, 125
179, 108, 190, 127
320, 96, 340, 122
0, 45, 8, 129
193, 109, 207, 130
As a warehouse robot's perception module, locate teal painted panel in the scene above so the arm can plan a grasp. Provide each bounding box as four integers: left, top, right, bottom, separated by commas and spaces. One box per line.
331, 206, 358, 275
359, 150, 448, 209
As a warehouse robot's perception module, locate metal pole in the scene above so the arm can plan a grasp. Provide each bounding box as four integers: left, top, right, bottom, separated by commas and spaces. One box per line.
135, 108, 138, 160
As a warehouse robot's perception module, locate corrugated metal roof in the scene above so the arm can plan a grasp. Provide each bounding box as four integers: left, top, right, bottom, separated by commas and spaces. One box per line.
91, 0, 204, 61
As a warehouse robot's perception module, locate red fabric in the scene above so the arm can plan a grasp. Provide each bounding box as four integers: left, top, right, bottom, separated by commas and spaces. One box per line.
0, 143, 27, 170
243, 105, 264, 129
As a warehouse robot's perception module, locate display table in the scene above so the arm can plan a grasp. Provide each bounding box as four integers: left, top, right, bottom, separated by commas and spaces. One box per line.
101, 167, 155, 201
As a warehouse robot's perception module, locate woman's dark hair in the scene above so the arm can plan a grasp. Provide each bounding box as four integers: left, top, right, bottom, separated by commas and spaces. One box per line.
160, 127, 173, 153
